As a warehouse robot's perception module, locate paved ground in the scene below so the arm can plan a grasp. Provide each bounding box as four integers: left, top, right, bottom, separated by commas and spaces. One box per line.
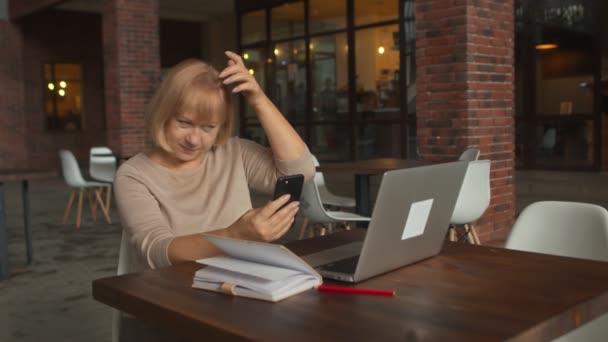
2, 170, 608, 341
0, 178, 304, 342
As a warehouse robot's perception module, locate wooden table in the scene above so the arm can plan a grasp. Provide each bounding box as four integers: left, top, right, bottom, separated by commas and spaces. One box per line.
0, 168, 58, 280
317, 158, 430, 216
92, 230, 608, 341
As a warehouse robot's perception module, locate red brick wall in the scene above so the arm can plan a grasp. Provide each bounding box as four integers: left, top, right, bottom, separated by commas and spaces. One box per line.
0, 20, 27, 168
416, 0, 515, 242
102, 0, 160, 157
20, 10, 106, 168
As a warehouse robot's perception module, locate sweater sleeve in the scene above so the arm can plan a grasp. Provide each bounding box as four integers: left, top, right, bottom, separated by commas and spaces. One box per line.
114, 165, 174, 269
238, 138, 316, 195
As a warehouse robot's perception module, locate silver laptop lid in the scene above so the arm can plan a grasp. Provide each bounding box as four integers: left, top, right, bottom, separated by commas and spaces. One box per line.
353, 161, 469, 282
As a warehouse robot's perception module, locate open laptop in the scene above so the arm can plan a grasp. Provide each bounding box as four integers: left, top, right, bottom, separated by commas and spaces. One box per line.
302, 161, 469, 283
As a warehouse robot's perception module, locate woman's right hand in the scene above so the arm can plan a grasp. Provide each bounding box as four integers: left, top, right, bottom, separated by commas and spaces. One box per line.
229, 194, 300, 242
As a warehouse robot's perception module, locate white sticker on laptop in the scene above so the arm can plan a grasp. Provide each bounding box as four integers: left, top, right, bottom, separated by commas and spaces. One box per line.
401, 199, 434, 240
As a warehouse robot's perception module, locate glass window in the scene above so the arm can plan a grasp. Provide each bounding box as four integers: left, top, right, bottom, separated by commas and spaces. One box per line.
241, 10, 266, 45
354, 24, 400, 121
272, 40, 307, 122
243, 126, 268, 146
310, 124, 352, 161
44, 63, 83, 132
242, 48, 268, 124
403, 1, 415, 118
535, 0, 593, 116
354, 0, 398, 27
309, 0, 346, 34
535, 120, 594, 167
356, 123, 402, 159
271, 2, 305, 41
311, 33, 349, 122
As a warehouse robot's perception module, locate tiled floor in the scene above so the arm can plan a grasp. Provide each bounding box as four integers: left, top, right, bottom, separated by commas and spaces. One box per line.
2, 170, 608, 341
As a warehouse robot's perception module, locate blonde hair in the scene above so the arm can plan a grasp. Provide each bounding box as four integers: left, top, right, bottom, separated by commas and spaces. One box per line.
146, 59, 233, 152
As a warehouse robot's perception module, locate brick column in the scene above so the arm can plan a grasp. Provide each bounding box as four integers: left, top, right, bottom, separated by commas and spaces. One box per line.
416, 0, 515, 242
0, 19, 26, 168
102, 0, 160, 157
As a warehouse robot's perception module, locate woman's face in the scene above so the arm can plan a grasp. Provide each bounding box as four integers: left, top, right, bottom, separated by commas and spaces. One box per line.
163, 111, 222, 168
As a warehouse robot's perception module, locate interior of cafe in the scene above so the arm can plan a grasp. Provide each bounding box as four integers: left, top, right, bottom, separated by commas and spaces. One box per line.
237, 0, 415, 162
237, 0, 608, 171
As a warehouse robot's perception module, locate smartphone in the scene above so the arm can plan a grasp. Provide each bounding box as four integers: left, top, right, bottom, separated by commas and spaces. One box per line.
273, 174, 304, 209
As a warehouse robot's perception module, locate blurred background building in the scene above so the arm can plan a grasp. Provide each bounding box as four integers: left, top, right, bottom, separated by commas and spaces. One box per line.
1, 0, 607, 240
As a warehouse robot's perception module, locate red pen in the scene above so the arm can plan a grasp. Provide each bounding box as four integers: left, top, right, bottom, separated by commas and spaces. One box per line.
316, 285, 395, 297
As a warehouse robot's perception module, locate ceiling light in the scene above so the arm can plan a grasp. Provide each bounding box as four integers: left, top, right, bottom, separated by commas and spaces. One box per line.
535, 43, 558, 50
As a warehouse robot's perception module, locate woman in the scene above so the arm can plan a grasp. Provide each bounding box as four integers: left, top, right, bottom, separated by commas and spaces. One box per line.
115, 50, 315, 271
113, 51, 315, 340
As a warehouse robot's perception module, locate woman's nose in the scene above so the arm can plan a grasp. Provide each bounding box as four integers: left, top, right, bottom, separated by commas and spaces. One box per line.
185, 131, 200, 145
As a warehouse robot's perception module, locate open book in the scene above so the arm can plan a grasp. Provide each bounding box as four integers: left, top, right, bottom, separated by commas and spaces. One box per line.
193, 234, 322, 302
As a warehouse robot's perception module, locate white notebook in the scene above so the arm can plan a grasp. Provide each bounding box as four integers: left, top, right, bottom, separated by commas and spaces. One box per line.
193, 234, 322, 302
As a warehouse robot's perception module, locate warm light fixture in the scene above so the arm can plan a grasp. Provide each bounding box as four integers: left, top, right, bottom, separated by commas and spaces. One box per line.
58, 89, 66, 97
309, 43, 314, 50
243, 53, 249, 60
59, 81, 67, 88
266, 57, 273, 64
274, 48, 280, 56
48, 83, 55, 90
293, 49, 298, 55
535, 43, 558, 50
248, 68, 255, 75
378, 45, 385, 55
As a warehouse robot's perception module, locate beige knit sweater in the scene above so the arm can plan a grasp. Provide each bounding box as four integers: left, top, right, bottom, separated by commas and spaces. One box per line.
113, 137, 315, 273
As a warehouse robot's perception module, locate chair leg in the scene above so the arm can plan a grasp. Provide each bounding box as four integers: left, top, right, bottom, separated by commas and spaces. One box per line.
463, 225, 471, 243
298, 217, 309, 240
76, 190, 84, 230
94, 188, 112, 224
327, 223, 333, 235
449, 225, 457, 242
308, 224, 317, 238
469, 224, 481, 245
87, 189, 97, 223
63, 190, 76, 224
105, 186, 112, 212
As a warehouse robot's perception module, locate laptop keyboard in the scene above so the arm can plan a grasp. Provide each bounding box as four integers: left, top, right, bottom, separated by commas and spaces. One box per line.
317, 255, 360, 274
301, 242, 363, 268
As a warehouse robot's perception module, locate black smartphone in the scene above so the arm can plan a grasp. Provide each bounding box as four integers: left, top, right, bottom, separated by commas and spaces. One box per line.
273, 174, 304, 209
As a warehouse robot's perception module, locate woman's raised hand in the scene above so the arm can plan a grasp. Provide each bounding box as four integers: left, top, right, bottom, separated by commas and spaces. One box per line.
219, 51, 265, 107
229, 194, 300, 242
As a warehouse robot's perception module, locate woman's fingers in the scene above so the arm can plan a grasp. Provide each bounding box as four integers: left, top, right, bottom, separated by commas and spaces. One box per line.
268, 207, 298, 241
224, 50, 245, 66
270, 216, 295, 241
262, 194, 292, 216
218, 65, 243, 79
222, 73, 251, 86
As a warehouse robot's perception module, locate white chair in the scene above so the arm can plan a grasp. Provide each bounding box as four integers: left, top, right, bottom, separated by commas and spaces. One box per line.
448, 160, 491, 244
505, 201, 608, 342
311, 154, 356, 209
59, 149, 112, 229
298, 180, 370, 239
89, 146, 117, 211
90, 146, 117, 182
541, 127, 557, 153
458, 148, 480, 161
505, 201, 608, 261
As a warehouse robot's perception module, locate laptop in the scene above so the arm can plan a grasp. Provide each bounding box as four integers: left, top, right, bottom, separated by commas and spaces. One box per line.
302, 161, 469, 283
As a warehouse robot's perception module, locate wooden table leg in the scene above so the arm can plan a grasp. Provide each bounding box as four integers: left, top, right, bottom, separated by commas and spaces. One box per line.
22, 180, 33, 265
0, 182, 8, 280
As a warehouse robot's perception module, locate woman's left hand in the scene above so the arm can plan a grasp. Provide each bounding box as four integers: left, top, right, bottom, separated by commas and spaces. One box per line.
219, 51, 265, 107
